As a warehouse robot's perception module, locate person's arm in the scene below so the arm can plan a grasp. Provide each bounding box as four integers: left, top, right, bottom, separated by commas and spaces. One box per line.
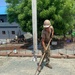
41, 38, 47, 51
50, 26, 54, 38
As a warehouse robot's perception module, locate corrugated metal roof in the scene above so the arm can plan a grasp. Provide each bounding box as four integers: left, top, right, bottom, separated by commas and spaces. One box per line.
0, 6, 7, 15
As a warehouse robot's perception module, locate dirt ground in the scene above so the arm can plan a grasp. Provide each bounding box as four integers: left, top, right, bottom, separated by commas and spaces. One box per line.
0, 43, 25, 50
0, 41, 75, 51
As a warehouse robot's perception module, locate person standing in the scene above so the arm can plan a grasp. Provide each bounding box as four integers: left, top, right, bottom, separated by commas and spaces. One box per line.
41, 19, 54, 69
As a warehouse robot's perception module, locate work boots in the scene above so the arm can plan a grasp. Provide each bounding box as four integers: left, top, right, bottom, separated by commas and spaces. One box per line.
45, 64, 52, 69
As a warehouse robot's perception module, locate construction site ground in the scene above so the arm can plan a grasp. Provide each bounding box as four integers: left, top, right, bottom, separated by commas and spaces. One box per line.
0, 57, 75, 75
0, 42, 75, 75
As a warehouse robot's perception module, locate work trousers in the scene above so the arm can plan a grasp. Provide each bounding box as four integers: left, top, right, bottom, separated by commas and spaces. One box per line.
41, 44, 50, 64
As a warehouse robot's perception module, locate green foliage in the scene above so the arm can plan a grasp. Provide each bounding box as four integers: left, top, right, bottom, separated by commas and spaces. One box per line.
6, 0, 75, 38
72, 31, 75, 37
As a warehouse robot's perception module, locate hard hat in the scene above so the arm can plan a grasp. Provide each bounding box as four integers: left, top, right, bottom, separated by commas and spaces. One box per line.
43, 20, 51, 28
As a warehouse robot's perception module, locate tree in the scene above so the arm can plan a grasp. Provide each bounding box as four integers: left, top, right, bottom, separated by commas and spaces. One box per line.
6, 0, 75, 38
6, 0, 32, 32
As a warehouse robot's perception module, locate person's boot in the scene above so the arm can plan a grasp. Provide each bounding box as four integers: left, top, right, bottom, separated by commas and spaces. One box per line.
45, 64, 52, 69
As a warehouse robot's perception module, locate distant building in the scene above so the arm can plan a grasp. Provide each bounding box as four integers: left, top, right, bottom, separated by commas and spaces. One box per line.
0, 6, 25, 41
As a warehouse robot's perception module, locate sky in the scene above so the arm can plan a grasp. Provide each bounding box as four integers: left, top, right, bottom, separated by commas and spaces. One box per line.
0, 0, 7, 6
0, 0, 7, 14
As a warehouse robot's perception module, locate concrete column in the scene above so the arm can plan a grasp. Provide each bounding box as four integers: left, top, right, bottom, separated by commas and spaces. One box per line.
32, 0, 38, 55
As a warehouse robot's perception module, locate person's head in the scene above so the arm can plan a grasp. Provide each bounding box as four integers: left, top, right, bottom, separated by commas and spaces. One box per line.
43, 19, 51, 31
43, 19, 51, 28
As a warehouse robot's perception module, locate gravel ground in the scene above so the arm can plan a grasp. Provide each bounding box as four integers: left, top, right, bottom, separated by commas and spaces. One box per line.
0, 57, 75, 75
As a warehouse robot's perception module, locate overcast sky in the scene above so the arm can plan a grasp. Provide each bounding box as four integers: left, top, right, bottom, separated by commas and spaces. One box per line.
0, 0, 7, 6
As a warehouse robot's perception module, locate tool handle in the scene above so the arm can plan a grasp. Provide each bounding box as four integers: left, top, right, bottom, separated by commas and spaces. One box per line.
46, 38, 52, 50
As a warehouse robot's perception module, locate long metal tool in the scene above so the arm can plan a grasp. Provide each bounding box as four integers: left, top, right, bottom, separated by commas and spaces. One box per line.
34, 38, 52, 75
